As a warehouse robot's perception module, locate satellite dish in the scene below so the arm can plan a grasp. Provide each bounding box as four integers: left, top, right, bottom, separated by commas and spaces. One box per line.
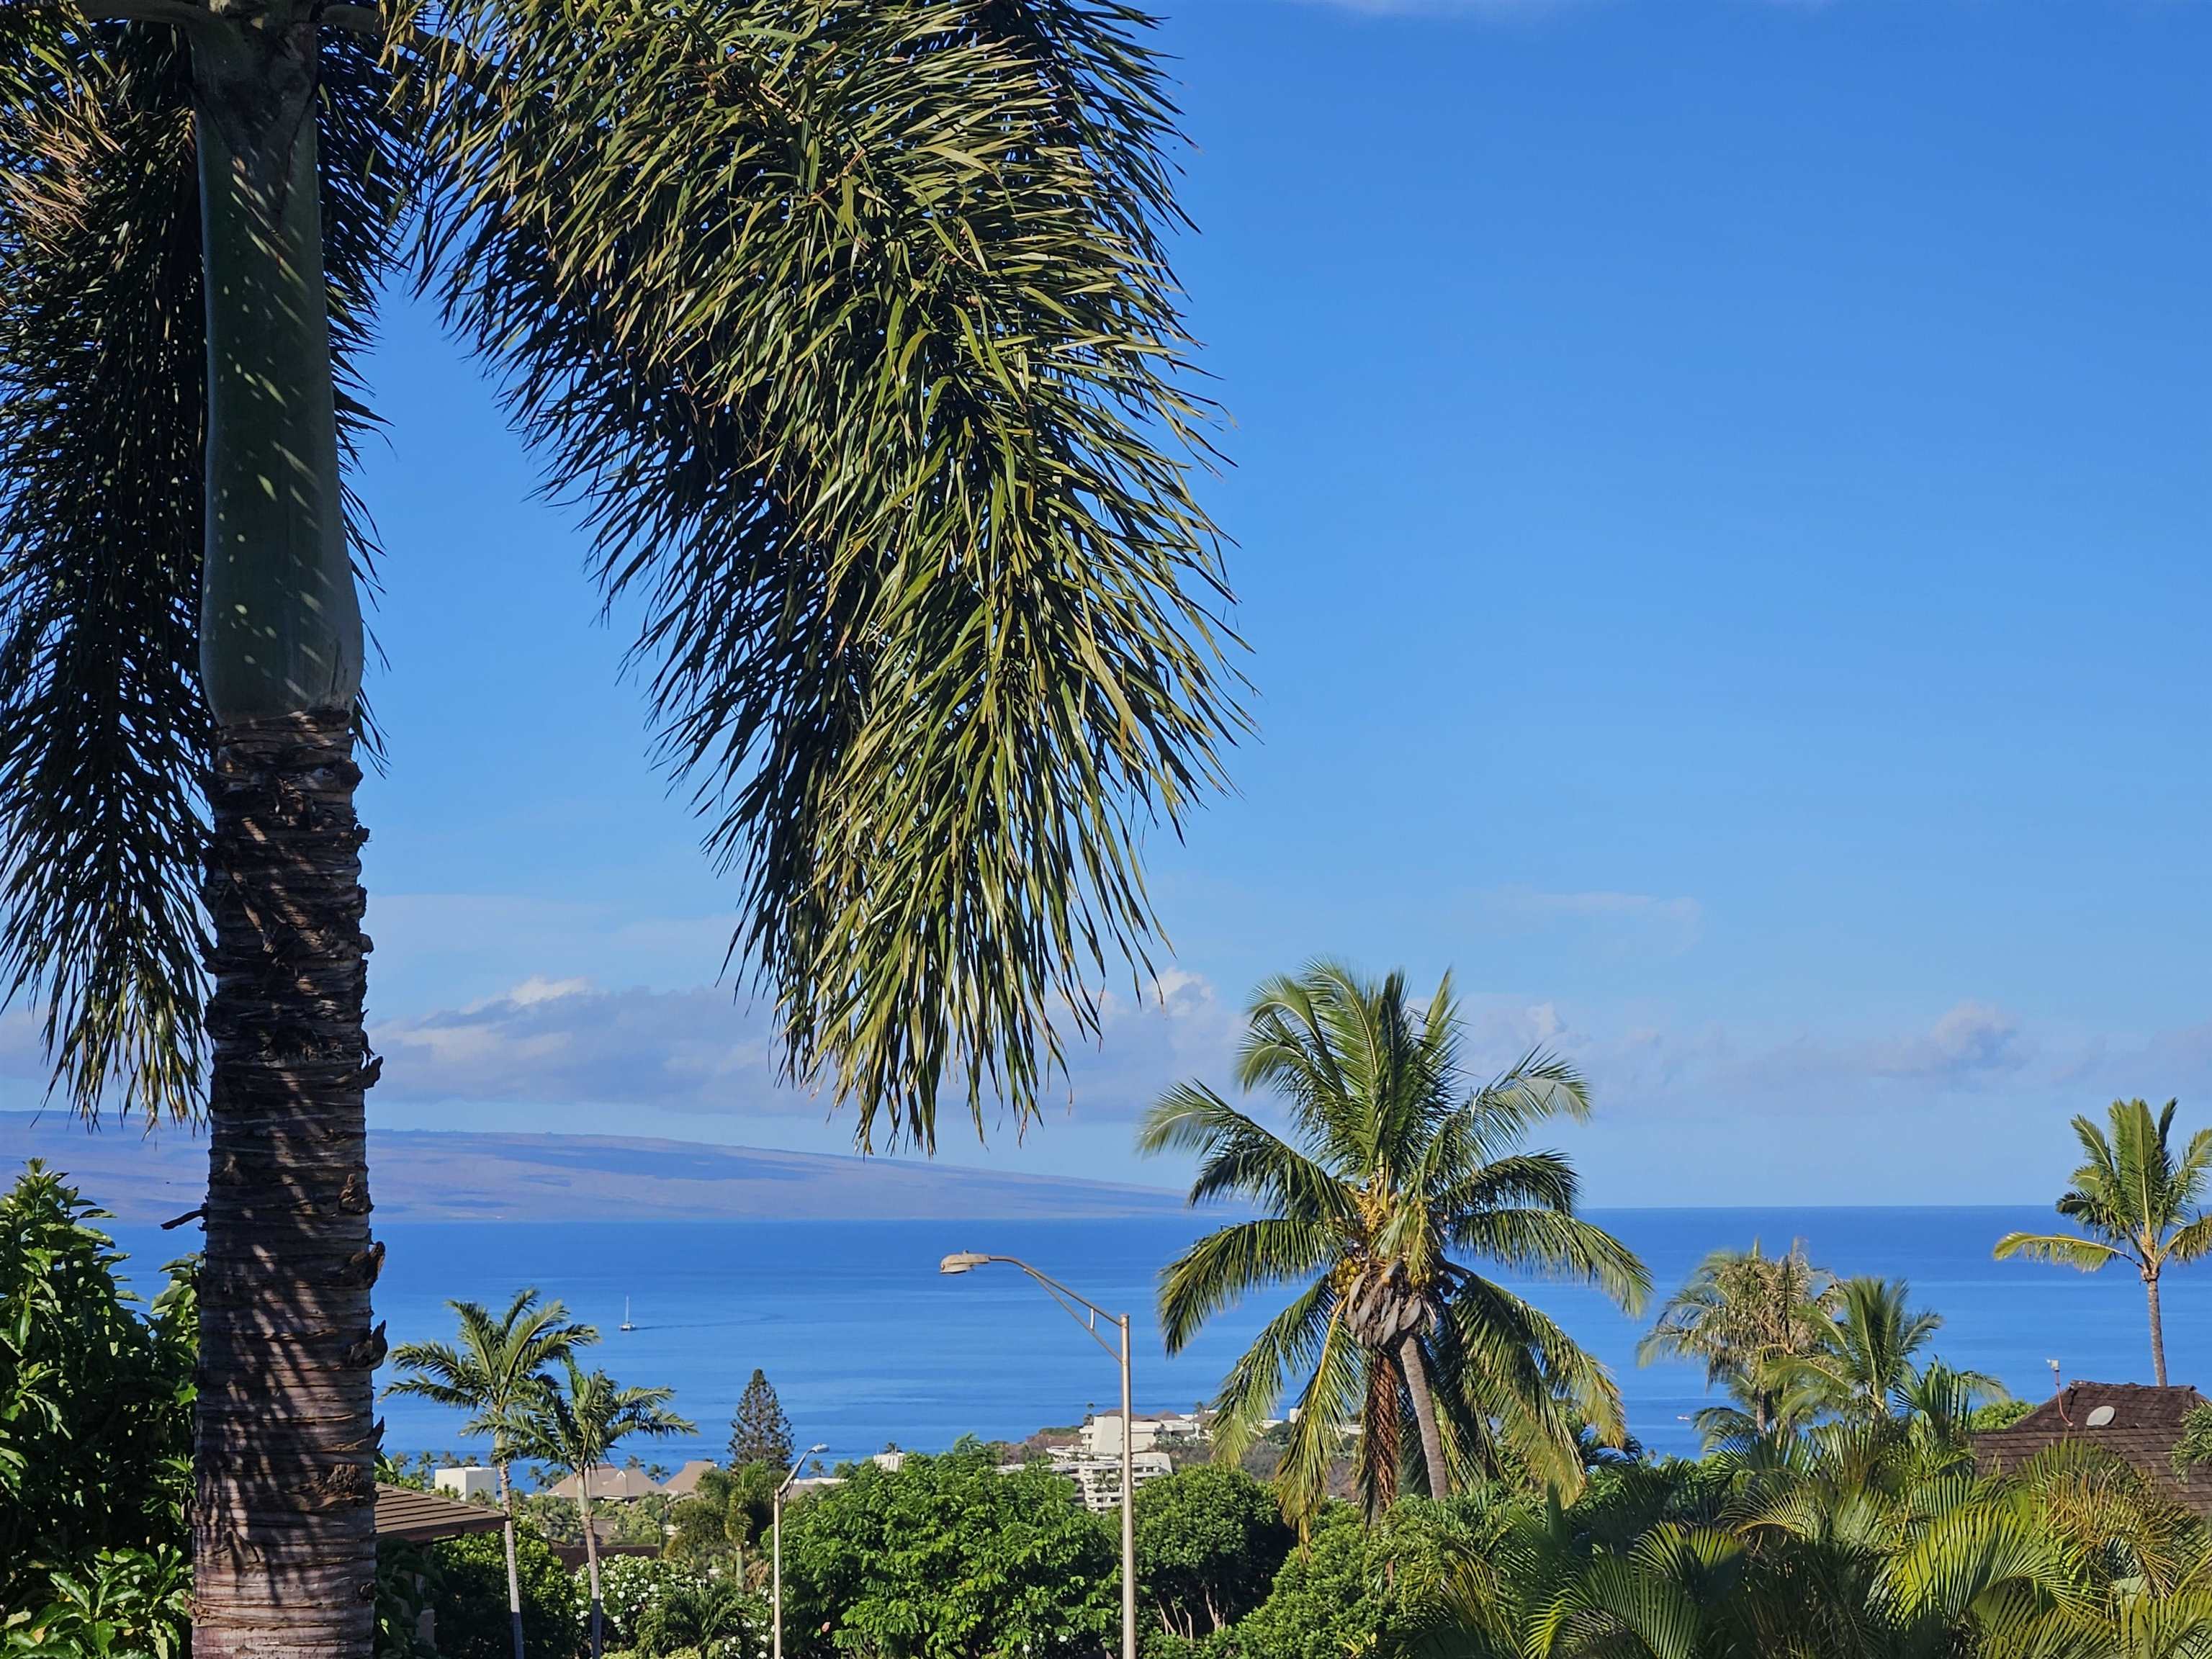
2086, 1404, 2117, 1428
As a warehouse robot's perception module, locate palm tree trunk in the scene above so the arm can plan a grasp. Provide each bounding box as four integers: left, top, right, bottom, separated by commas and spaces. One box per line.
496, 1461, 526, 1659
2148, 1272, 2169, 1387
187, 12, 373, 1657
1398, 1334, 1449, 1501
579, 1474, 606, 1659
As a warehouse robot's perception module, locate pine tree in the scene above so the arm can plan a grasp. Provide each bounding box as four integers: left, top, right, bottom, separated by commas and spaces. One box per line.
728, 1370, 794, 1470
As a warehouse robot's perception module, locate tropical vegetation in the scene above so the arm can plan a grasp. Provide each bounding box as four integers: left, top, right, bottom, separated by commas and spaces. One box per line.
1995, 1096, 2212, 1386
1142, 961, 1650, 1522
387, 1291, 598, 1659
1637, 1238, 1838, 1441
498, 1360, 694, 1659
0, 0, 1238, 1649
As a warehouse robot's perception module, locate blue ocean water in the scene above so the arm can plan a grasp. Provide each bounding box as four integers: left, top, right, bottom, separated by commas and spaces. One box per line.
109, 1209, 2206, 1470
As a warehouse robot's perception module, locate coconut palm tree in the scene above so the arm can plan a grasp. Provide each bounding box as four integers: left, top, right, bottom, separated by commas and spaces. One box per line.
503, 1358, 693, 1659
1141, 961, 1650, 1524
1638, 1240, 1838, 1442
1996, 1098, 2212, 1387
384, 1290, 595, 1659
0, 4, 1237, 1653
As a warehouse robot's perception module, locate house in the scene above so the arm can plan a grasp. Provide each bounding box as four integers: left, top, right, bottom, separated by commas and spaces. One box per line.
658, 1460, 721, 1498
1972, 1382, 2212, 1511
432, 1466, 499, 1503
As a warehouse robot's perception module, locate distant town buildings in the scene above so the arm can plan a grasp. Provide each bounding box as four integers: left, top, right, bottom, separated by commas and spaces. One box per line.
1077, 1408, 1211, 1460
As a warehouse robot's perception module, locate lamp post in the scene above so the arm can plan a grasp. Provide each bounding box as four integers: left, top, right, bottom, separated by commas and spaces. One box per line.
772, 1442, 827, 1659
940, 1251, 1137, 1659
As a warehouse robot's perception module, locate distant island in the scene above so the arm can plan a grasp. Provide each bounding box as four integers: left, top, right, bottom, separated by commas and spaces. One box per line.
0, 1113, 1185, 1223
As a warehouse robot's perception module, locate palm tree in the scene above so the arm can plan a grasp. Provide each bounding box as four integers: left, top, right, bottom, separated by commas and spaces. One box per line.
1995, 1098, 2212, 1387
503, 1358, 693, 1659
1141, 961, 1650, 1524
384, 1290, 595, 1659
1767, 1276, 1950, 1425
0, 4, 1237, 1653
1638, 1240, 1838, 1441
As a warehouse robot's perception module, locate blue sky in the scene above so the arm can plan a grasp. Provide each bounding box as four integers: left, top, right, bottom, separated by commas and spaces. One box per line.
54, 0, 2211, 1205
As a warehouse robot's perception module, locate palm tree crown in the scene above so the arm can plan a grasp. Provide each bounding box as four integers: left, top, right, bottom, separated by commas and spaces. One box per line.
1639, 1239, 1838, 1442
1141, 960, 1650, 1525
1995, 1098, 2212, 1386
385, 1289, 597, 1452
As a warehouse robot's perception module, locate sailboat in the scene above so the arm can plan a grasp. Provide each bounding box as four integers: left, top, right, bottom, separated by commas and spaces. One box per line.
619, 1297, 634, 1333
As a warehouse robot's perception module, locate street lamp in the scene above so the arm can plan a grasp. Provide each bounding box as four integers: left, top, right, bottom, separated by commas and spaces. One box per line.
771, 1442, 827, 1659
940, 1252, 1137, 1659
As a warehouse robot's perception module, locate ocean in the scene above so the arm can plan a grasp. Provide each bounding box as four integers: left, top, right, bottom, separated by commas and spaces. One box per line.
109, 1208, 2202, 1471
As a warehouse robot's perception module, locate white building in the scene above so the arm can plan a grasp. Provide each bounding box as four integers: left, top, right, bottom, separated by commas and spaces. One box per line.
1061, 1451, 1172, 1514
1079, 1409, 1210, 1460
433, 1467, 500, 1503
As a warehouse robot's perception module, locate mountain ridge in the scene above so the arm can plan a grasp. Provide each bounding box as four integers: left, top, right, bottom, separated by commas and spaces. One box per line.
0, 1114, 1184, 1222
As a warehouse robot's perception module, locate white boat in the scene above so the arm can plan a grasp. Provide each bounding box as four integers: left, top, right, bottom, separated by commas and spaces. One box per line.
619, 1297, 634, 1333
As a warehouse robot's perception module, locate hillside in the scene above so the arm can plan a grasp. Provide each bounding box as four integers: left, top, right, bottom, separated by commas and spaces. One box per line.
0, 1114, 1185, 1222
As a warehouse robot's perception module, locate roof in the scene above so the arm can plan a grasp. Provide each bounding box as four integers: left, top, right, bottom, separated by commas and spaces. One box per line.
547, 1463, 662, 1503
660, 1460, 720, 1497
1973, 1382, 2212, 1511
374, 1484, 508, 1543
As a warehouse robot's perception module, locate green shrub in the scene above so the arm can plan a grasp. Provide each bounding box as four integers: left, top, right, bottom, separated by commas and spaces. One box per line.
633, 1578, 763, 1658
427, 1530, 585, 1659
598, 1555, 709, 1651
0, 1164, 194, 1608
780, 1439, 1117, 1658
1134, 1465, 1292, 1638
0, 1545, 190, 1658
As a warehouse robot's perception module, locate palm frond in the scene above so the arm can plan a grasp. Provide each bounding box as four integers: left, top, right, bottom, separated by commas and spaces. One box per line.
1447, 1206, 1652, 1313
0, 19, 400, 1124
1156, 1215, 1341, 1354
1994, 1232, 2129, 1273
397, 0, 1240, 1149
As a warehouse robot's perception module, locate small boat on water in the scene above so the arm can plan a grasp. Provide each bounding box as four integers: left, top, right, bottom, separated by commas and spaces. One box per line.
619, 1297, 634, 1333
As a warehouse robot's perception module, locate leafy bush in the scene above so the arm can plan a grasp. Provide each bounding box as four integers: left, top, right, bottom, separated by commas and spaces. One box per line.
598, 1555, 707, 1651
0, 1545, 190, 1658
633, 1578, 764, 1658
0, 1164, 195, 1607
1134, 1465, 1291, 1638
780, 1439, 1118, 1658
426, 1529, 585, 1659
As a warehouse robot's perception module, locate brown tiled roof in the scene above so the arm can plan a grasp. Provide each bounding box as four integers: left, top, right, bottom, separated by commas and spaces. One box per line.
1972, 1382, 2212, 1512
374, 1483, 508, 1543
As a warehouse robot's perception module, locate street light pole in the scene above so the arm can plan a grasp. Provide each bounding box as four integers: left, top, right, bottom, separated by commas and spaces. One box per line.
772, 1442, 827, 1659
940, 1251, 1138, 1659
1118, 1310, 1135, 1659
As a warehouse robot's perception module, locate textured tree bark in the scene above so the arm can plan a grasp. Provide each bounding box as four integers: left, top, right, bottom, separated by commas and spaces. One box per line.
2148, 1272, 2169, 1388
496, 1460, 526, 1659
194, 710, 377, 1658
1398, 1334, 1449, 1502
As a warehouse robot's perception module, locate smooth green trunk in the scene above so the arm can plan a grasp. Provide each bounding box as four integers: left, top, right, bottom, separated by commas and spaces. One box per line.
194, 7, 361, 726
